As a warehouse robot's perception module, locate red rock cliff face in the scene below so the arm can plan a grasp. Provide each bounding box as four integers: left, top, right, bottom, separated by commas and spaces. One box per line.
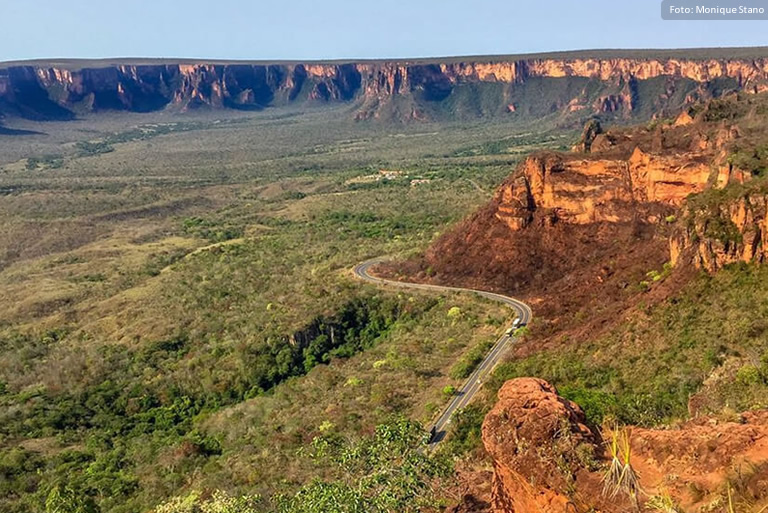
491, 117, 749, 233
493, 148, 715, 231
1, 55, 767, 120
670, 188, 768, 272
412, 109, 755, 300
480, 116, 768, 282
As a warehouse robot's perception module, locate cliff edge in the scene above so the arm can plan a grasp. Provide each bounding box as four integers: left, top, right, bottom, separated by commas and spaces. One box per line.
2, 51, 768, 122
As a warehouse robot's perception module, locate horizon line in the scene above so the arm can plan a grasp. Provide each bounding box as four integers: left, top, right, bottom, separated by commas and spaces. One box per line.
3, 45, 768, 68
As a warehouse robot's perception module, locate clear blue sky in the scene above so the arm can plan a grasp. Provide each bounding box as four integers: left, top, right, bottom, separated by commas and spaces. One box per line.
2, 0, 766, 62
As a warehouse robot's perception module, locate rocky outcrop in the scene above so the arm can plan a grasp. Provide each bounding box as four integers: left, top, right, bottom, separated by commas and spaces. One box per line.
479, 378, 768, 513
572, 118, 602, 153
399, 94, 768, 311
402, 111, 759, 299
493, 148, 713, 231
670, 186, 768, 272
487, 117, 768, 276
482, 378, 609, 513
490, 115, 751, 233
2, 53, 768, 120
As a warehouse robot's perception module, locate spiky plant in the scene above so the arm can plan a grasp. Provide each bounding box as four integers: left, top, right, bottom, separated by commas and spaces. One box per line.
602, 428, 624, 498
619, 428, 641, 507
601, 426, 641, 508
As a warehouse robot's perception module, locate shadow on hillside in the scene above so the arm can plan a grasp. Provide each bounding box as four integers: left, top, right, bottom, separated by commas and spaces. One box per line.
0, 124, 45, 136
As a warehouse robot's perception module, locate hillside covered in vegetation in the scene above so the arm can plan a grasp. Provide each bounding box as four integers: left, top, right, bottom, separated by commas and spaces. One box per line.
4, 55, 768, 512
375, 91, 768, 512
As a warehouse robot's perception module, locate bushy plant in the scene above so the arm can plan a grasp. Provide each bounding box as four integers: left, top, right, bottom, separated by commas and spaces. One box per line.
45, 484, 99, 513
276, 419, 451, 513
736, 364, 762, 385
450, 340, 494, 379
154, 491, 261, 513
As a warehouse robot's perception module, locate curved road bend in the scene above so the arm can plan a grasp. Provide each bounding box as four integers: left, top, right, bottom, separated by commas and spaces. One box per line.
352, 258, 532, 447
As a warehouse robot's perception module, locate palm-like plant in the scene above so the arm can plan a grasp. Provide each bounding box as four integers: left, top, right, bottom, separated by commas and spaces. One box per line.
601, 427, 641, 508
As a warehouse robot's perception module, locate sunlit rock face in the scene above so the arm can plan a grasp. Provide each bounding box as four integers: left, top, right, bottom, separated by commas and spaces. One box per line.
492, 148, 713, 231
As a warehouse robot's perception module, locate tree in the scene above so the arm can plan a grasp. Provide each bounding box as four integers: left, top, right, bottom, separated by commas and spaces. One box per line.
154, 491, 261, 513
275, 419, 452, 513
45, 485, 99, 513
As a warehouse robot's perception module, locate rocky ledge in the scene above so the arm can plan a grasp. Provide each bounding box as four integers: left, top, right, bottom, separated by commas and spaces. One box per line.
424, 97, 768, 285
493, 113, 743, 231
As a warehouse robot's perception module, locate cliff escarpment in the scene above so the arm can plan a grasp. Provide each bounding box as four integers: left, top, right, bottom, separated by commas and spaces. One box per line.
388, 93, 768, 297
670, 180, 768, 272
409, 114, 729, 293
2, 52, 768, 121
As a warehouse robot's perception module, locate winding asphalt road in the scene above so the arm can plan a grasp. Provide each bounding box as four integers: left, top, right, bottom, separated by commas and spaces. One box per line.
353, 258, 532, 447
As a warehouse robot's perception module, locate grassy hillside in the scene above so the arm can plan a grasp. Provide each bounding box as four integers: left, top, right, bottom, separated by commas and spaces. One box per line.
0, 108, 572, 512
489, 262, 768, 427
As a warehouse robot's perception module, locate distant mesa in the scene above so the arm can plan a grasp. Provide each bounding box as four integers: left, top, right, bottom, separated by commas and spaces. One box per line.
2, 48, 768, 122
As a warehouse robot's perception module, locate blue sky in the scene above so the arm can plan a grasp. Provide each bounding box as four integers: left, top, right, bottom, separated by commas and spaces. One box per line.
1, 0, 766, 62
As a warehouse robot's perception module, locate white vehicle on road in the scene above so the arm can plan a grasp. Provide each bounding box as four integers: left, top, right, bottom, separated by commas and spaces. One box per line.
505, 319, 523, 336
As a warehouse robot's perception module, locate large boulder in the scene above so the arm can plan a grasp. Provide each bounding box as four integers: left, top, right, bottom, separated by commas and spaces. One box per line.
481, 378, 612, 513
